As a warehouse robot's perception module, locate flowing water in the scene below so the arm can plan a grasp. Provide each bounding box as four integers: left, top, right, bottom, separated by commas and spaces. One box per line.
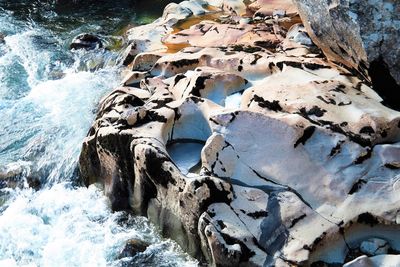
0, 1, 197, 266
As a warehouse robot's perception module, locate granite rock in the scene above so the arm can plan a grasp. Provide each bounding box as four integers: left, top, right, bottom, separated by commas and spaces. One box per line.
293, 0, 400, 109
80, 0, 400, 265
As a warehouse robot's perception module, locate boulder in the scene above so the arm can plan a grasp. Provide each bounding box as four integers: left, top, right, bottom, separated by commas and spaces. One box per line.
70, 33, 103, 50
0, 32, 5, 44
293, 0, 400, 109
118, 238, 150, 258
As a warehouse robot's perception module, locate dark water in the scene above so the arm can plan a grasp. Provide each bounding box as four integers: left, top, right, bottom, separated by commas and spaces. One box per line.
0, 1, 196, 266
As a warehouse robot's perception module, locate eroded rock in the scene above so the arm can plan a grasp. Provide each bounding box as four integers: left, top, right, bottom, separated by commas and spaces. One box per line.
79, 0, 400, 265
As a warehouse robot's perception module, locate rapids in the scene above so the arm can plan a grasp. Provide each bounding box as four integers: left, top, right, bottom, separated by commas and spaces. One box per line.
0, 1, 197, 266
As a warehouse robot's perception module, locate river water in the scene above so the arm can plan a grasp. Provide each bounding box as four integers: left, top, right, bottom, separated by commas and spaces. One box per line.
0, 1, 197, 266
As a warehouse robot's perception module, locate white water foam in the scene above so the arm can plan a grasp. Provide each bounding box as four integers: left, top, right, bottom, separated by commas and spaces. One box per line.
0, 184, 197, 267
0, 8, 198, 267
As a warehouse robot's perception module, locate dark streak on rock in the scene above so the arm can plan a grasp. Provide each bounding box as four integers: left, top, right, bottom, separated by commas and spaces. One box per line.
294, 126, 316, 148
359, 126, 375, 135
174, 74, 186, 85
193, 178, 232, 210
219, 232, 256, 262
253, 95, 282, 112
192, 75, 212, 97
250, 54, 263, 65
357, 212, 379, 227
300, 106, 326, 117
353, 148, 372, 164
217, 220, 227, 230
145, 149, 176, 188
348, 179, 366, 194
289, 214, 306, 228
303, 62, 330, 70
276, 61, 302, 71
171, 58, 199, 69
384, 163, 400, 169
246, 210, 268, 219
329, 140, 344, 157
330, 84, 346, 93
317, 95, 336, 105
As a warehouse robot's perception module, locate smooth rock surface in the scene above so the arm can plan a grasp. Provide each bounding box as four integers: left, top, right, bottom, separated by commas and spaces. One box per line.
344, 255, 400, 267
79, 0, 400, 266
360, 238, 390, 256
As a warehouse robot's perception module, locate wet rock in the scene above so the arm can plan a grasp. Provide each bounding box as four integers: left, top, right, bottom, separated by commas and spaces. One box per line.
0, 171, 20, 189
0, 32, 5, 43
118, 238, 150, 258
79, 0, 400, 266
70, 33, 103, 50
360, 238, 390, 256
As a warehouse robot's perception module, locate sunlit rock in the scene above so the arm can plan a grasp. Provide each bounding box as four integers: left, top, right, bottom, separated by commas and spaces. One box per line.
80, 0, 400, 266
293, 0, 400, 110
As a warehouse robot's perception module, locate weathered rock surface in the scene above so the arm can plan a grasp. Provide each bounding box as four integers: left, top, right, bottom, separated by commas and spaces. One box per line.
79, 0, 400, 266
344, 254, 400, 267
293, 0, 400, 109
360, 238, 390, 256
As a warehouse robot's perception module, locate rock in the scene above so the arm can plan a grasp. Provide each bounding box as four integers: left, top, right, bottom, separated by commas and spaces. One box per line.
150, 46, 274, 79
121, 71, 149, 87
118, 238, 150, 258
293, 0, 400, 109
0, 162, 40, 190
285, 23, 313, 46
70, 33, 103, 50
344, 255, 400, 267
249, 0, 298, 16
163, 21, 280, 49
79, 0, 400, 266
0, 32, 5, 43
124, 0, 215, 63
360, 238, 390, 256
168, 66, 248, 106
221, 0, 247, 16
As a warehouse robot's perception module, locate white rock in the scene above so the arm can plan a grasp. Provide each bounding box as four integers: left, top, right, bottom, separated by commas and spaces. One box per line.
344, 255, 400, 267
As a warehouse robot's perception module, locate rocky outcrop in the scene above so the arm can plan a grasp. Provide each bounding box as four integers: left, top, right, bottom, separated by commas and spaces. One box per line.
79, 0, 400, 266
293, 0, 400, 109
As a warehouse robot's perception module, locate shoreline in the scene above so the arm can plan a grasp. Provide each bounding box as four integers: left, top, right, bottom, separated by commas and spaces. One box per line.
80, 0, 400, 266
